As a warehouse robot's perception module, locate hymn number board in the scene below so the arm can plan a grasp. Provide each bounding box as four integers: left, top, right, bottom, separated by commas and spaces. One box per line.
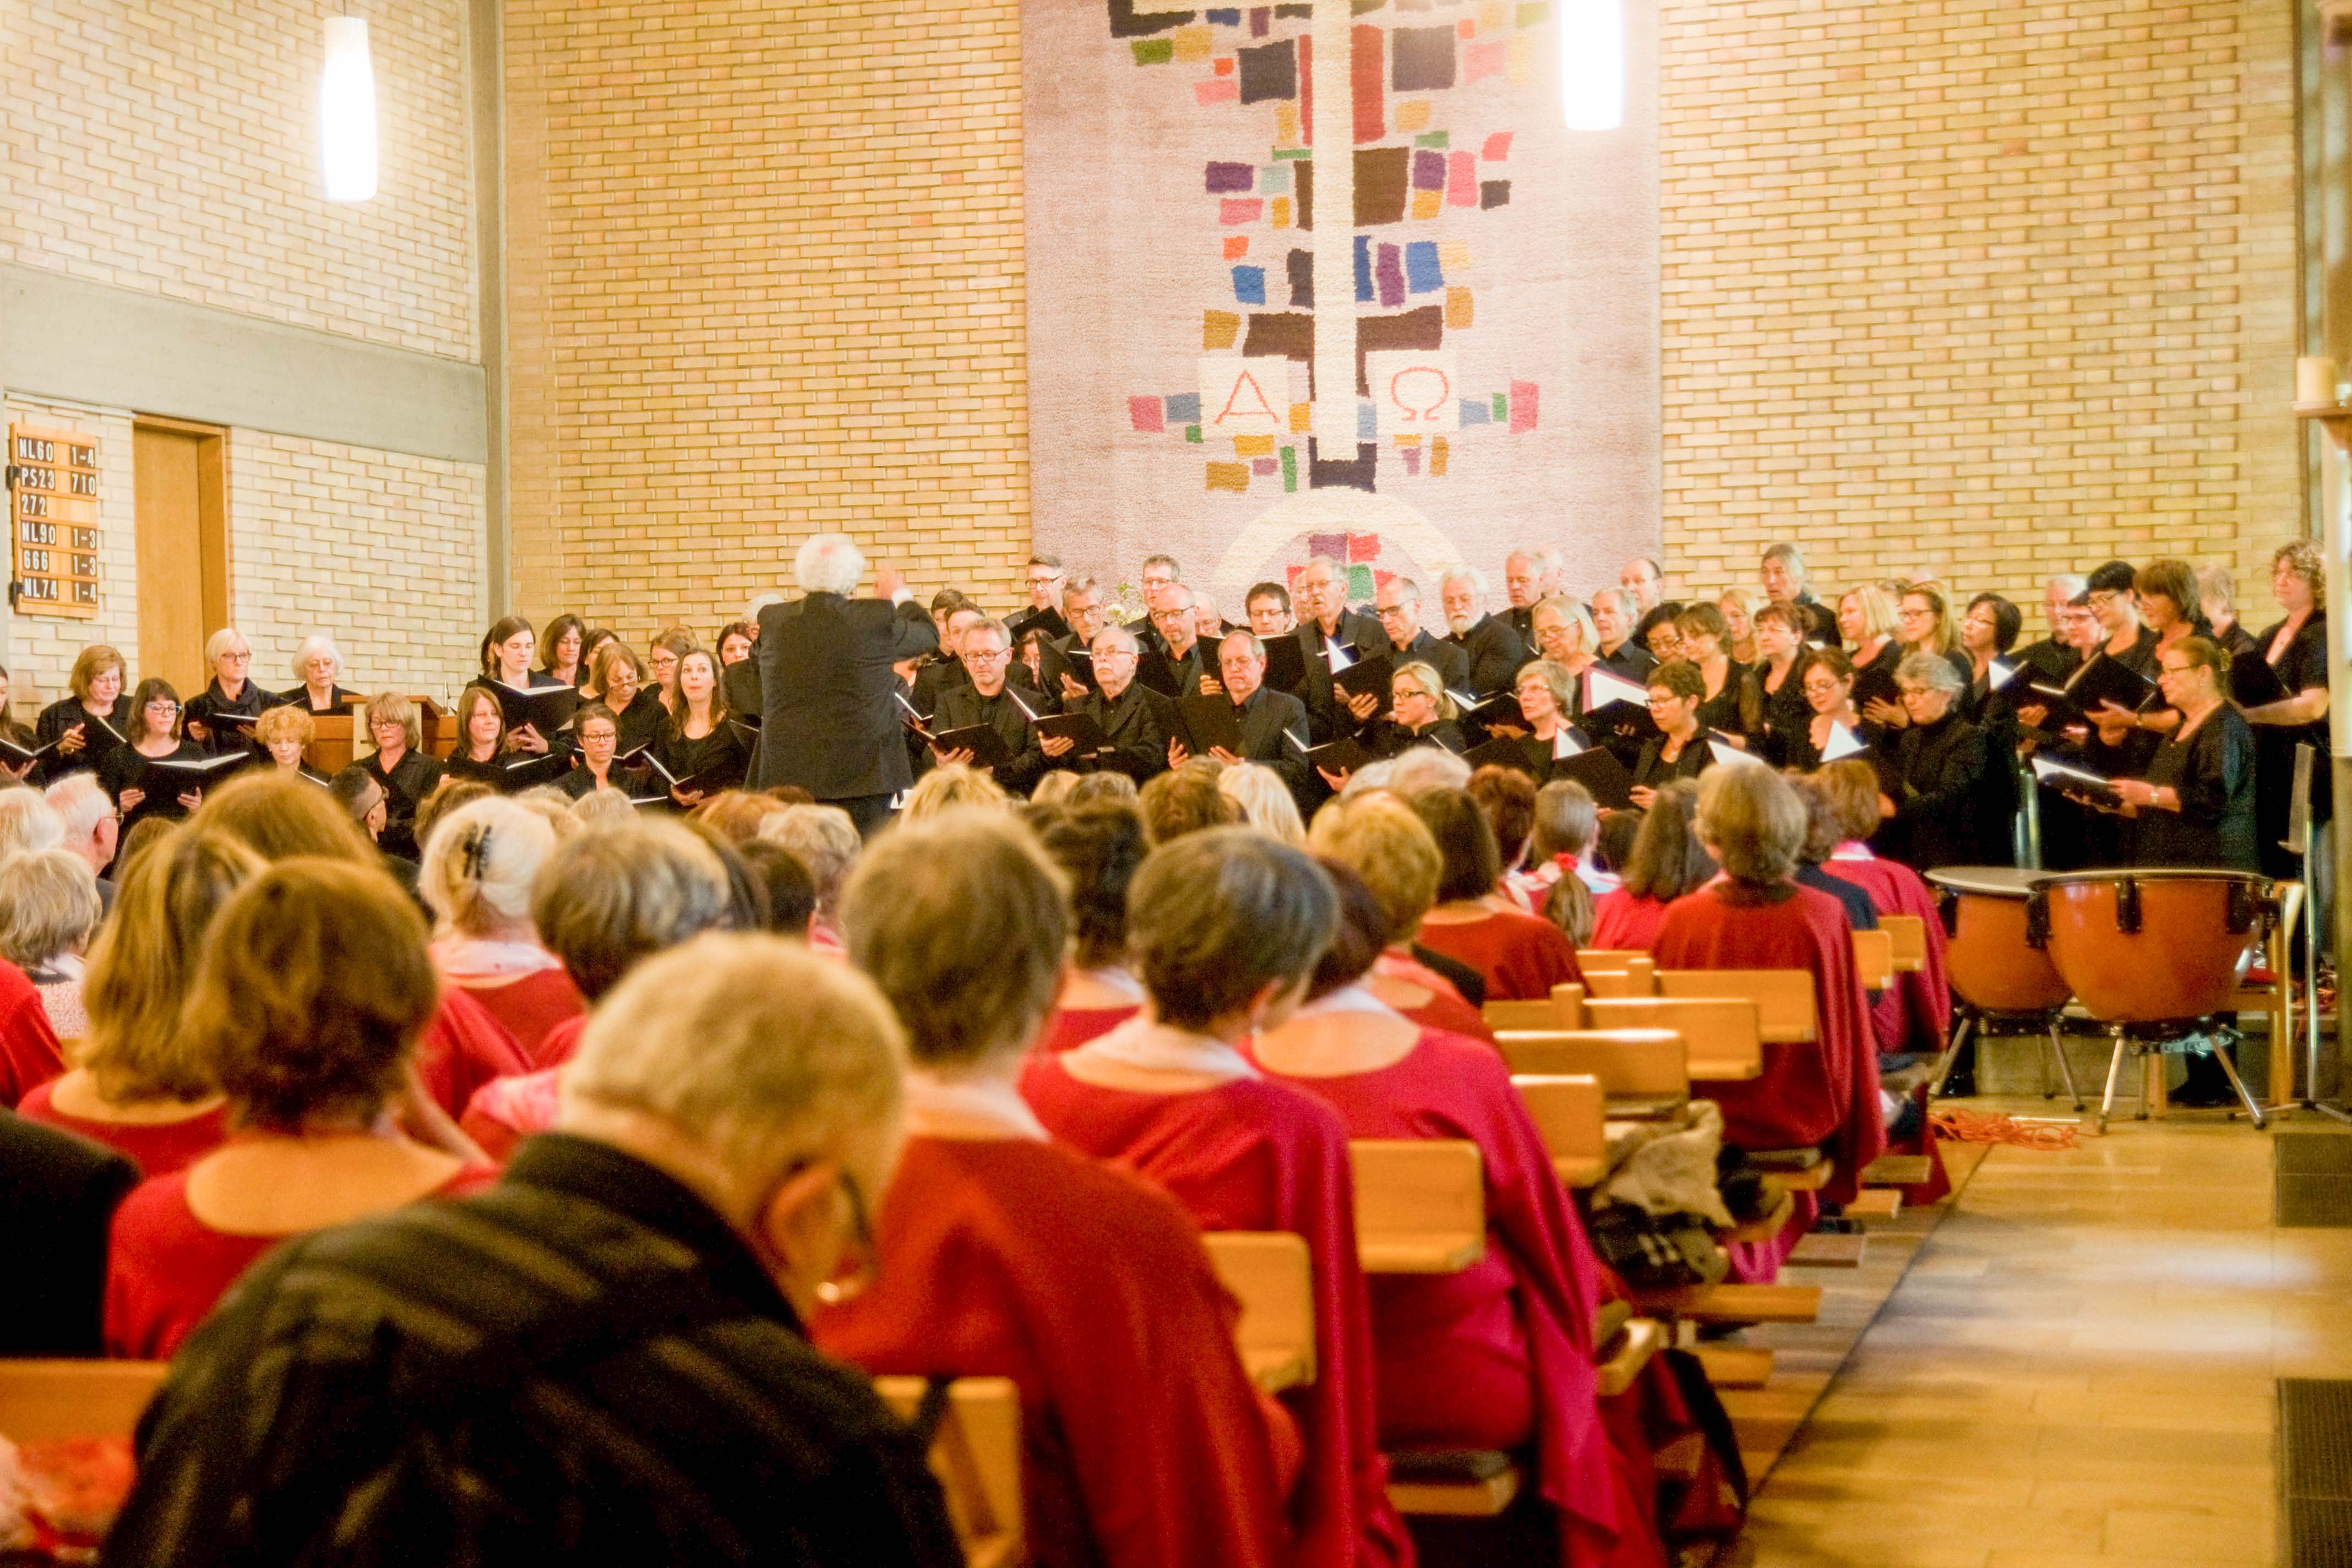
7, 424, 101, 618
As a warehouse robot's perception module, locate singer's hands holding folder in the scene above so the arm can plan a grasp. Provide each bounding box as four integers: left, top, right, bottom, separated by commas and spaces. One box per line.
1041, 733, 1076, 759
509, 723, 551, 755
57, 723, 86, 756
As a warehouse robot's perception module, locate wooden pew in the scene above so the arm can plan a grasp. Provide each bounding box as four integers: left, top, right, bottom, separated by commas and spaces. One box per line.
1654, 969, 1816, 1043
1352, 1140, 1485, 1274
1582, 996, 1765, 1082
1202, 1232, 1316, 1393
1577, 949, 1649, 971
874, 1376, 1024, 1568
1493, 1028, 1687, 1115
1579, 956, 1655, 999
0, 1358, 167, 1440
1510, 1073, 1607, 1188
1879, 913, 1928, 973
1851, 928, 1895, 991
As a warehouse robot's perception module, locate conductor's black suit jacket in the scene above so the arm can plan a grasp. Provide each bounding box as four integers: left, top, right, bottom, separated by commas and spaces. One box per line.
749, 593, 938, 799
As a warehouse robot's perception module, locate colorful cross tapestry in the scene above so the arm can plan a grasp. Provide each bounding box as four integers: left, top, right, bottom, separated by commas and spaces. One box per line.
1023, 0, 1658, 609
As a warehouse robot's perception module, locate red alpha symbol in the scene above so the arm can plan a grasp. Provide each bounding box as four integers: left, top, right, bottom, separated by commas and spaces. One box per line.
1389, 366, 1451, 422
1216, 367, 1281, 424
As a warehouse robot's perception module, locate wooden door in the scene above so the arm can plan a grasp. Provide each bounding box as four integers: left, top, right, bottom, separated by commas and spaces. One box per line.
132, 420, 228, 698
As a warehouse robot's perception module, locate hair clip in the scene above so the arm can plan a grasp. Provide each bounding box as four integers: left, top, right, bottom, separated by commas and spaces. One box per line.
459, 823, 492, 881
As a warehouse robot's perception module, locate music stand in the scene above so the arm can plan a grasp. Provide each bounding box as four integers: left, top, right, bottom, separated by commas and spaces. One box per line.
2284, 745, 2350, 1124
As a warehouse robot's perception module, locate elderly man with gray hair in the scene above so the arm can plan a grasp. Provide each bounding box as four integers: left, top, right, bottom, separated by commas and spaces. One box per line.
1438, 565, 1532, 696
749, 532, 937, 835
43, 772, 118, 914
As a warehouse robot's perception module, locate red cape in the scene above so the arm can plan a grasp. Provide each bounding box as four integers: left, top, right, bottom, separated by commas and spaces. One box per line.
1413, 910, 1586, 1002
1259, 1029, 1666, 1568
1035, 1004, 1141, 1054
1652, 882, 1885, 1207
0, 959, 64, 1108
1589, 892, 1673, 953
815, 1136, 1295, 1568
415, 986, 531, 1120
1021, 1060, 1412, 1568
454, 969, 586, 1070
1822, 854, 1954, 1205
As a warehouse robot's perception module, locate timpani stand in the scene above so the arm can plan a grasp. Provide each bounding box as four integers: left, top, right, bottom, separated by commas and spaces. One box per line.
2293, 397, 2352, 1123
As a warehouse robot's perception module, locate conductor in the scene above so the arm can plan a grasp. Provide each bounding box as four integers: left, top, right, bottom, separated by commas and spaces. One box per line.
749, 533, 938, 834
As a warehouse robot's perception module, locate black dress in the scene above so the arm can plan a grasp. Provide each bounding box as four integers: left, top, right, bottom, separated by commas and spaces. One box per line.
2136, 706, 2258, 870
1360, 718, 1464, 760
279, 683, 364, 714
612, 688, 670, 755
183, 679, 270, 757
33, 695, 133, 783
1631, 734, 1712, 793
364, 748, 447, 861
100, 740, 208, 828
444, 752, 511, 789
557, 763, 656, 801
1696, 662, 1763, 745
655, 720, 752, 797
2251, 612, 2330, 878
1755, 660, 1811, 765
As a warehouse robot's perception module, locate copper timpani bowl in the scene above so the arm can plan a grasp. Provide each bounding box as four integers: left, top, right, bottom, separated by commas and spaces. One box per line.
2033, 869, 2272, 1025
1926, 866, 2071, 1016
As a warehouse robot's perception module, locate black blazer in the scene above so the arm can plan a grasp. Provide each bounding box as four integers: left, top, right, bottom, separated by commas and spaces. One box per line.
1446, 615, 1531, 696
0, 1111, 138, 1355
184, 679, 270, 756
1886, 713, 1992, 870
929, 683, 1047, 796
750, 594, 940, 800
279, 683, 365, 715
1065, 682, 1173, 785
1293, 612, 1391, 741
1384, 629, 1472, 693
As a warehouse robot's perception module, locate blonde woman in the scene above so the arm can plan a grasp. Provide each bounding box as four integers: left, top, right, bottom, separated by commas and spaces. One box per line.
900, 761, 1010, 821
359, 692, 446, 859
0, 847, 104, 1042
1217, 761, 1305, 842
420, 796, 582, 1067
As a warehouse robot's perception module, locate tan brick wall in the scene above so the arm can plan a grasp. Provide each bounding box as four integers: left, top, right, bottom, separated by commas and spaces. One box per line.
502, 0, 1031, 637
1654, 0, 2300, 616
1, 0, 477, 360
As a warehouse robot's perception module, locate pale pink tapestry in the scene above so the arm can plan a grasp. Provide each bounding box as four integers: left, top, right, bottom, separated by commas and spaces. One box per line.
1023, 0, 1659, 612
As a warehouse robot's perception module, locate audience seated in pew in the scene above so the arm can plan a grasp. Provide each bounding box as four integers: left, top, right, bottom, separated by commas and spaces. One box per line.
418, 796, 585, 1066
101, 931, 965, 1568
1405, 787, 1586, 1003
758, 802, 863, 952
1251, 859, 1668, 1568
1030, 803, 1150, 1052
1588, 782, 1713, 952
14, 831, 255, 1175
1021, 827, 1413, 1568
1810, 761, 1953, 1060
1305, 791, 1496, 1043
816, 809, 1302, 1568
0, 845, 102, 1041
103, 858, 497, 1358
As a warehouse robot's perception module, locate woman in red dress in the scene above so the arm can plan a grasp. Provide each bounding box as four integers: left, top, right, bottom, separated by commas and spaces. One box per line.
17, 830, 260, 1176
106, 859, 496, 1358
1305, 790, 1494, 1041
1407, 787, 1586, 1000
420, 796, 584, 1066
818, 810, 1297, 1568
1253, 860, 1667, 1568
1023, 827, 1411, 1568
1588, 782, 1714, 952
1029, 802, 1148, 1052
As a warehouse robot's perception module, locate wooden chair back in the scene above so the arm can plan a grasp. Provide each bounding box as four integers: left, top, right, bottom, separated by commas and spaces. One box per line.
1581, 956, 1655, 999
1578, 949, 1649, 969
1350, 1140, 1486, 1273
1851, 928, 1895, 991
1483, 982, 1585, 1032
1879, 913, 1928, 973
873, 1376, 1024, 1568
0, 1359, 168, 1441
1493, 1028, 1687, 1100
1551, 983, 1586, 1028
1654, 969, 1816, 1042
1511, 1074, 1607, 1186
1202, 1231, 1316, 1393
1584, 996, 1766, 1080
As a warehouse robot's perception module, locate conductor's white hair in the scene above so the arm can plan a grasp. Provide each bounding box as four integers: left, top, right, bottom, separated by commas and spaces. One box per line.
795, 533, 866, 596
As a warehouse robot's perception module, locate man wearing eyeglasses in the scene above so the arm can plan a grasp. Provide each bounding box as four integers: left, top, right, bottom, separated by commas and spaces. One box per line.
929, 619, 1047, 794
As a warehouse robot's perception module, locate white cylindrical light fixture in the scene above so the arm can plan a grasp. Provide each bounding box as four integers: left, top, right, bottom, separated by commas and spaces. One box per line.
320, 16, 378, 202
1559, 0, 1625, 130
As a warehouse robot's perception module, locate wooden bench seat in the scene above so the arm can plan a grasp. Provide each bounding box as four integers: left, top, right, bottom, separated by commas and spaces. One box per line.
872, 1376, 1024, 1568
0, 1358, 167, 1440
1494, 1028, 1689, 1113
1879, 913, 1928, 973
1654, 969, 1816, 1043
1582, 997, 1765, 1081
1859, 1154, 1934, 1188
1788, 1231, 1867, 1268
1852, 928, 1895, 990
1631, 1282, 1823, 1326
1352, 1140, 1485, 1275
1722, 1182, 1795, 1244
1202, 1232, 1315, 1394
1593, 1317, 1664, 1398
1845, 1188, 1902, 1221
1386, 1449, 1525, 1515
1510, 1072, 1608, 1189
1691, 1343, 1776, 1389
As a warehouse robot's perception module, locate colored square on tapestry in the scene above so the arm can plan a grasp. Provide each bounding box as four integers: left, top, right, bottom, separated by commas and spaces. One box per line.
1400, 0, 1430, 11
1287, 248, 1313, 307
1352, 25, 1386, 143
1479, 179, 1511, 209
1395, 100, 1431, 132
1409, 190, 1442, 219
1108, 0, 1197, 39
1232, 265, 1267, 304
1357, 402, 1377, 440
1482, 130, 1513, 160
1174, 25, 1214, 59
1460, 398, 1490, 425
1490, 393, 1507, 421
1310, 440, 1376, 496
1391, 26, 1457, 90
1430, 435, 1449, 475
1215, 55, 1235, 72
1355, 304, 1445, 394
1204, 309, 1241, 348
1253, 458, 1279, 475
1509, 380, 1539, 432
1308, 531, 1345, 560
1238, 38, 1297, 102
1262, 162, 1291, 194
1414, 130, 1449, 148
1275, 3, 1308, 15
1225, 235, 1250, 259
1347, 532, 1381, 563
1507, 32, 1531, 82
1166, 392, 1204, 423
1444, 284, 1473, 326
1347, 560, 1376, 595
1207, 7, 1242, 20
1132, 37, 1175, 63
1354, 146, 1410, 225
1221, 197, 1266, 224
1464, 40, 1505, 79
1235, 433, 1277, 456
1393, 433, 1422, 447
1457, 17, 1476, 36
1294, 157, 1314, 227
1129, 396, 1167, 432
1439, 242, 1471, 271
1352, 235, 1374, 302
1289, 401, 1311, 431
1478, 0, 1506, 21
1406, 241, 1443, 291
1515, 2, 1547, 23
1412, 149, 1447, 190
1375, 243, 1406, 307
1196, 77, 1239, 102
1275, 102, 1302, 143
1402, 446, 1423, 477
1447, 149, 1478, 204
1207, 161, 1255, 193
1206, 462, 1251, 493
1185, 424, 1204, 442
1271, 197, 1291, 227
1243, 312, 1315, 361
1280, 447, 1299, 490
1251, 4, 1271, 32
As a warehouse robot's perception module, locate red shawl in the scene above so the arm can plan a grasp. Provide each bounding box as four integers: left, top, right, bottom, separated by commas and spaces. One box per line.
1652, 882, 1885, 1206
1035, 1005, 1141, 1054
1821, 851, 1952, 1058
0, 959, 64, 1108
1589, 892, 1673, 953
1413, 910, 1586, 1002
415, 986, 531, 1120
1021, 1060, 1412, 1568
815, 1137, 1295, 1568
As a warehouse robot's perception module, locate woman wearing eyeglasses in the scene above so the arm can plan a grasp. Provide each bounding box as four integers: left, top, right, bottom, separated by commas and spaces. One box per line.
100, 679, 209, 830
182, 628, 270, 755
1629, 660, 1713, 810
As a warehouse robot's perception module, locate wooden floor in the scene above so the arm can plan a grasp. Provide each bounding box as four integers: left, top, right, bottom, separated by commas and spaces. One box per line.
1732, 1099, 2316, 1568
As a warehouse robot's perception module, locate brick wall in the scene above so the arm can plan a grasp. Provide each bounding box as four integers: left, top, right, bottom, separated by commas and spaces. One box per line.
1653, 0, 2299, 614
502, 0, 1031, 637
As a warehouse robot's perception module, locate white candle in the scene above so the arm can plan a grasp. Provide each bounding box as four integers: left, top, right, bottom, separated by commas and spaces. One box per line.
2298, 356, 2338, 405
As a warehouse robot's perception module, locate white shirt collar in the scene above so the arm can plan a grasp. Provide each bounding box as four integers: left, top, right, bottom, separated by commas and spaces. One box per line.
904, 1068, 1050, 1141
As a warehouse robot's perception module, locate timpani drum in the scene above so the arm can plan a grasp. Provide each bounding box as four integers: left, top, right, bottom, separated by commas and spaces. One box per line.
1926, 866, 2069, 1015
2034, 869, 2271, 1025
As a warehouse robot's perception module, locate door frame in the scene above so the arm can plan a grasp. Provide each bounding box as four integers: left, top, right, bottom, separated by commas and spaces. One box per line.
129, 414, 231, 646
